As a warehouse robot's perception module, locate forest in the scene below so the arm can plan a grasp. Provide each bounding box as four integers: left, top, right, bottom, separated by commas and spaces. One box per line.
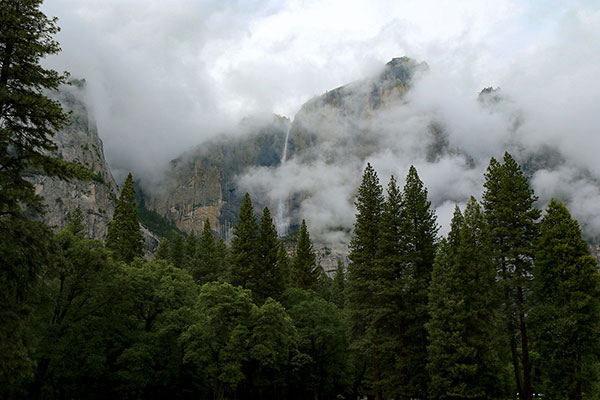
2, 1, 600, 400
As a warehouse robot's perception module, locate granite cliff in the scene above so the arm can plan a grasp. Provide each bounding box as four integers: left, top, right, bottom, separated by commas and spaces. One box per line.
142, 57, 427, 237
32, 80, 159, 253
31, 80, 119, 239
142, 115, 290, 239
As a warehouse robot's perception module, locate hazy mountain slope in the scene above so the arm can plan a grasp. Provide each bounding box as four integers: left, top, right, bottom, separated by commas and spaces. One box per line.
142, 115, 290, 239
31, 81, 160, 253
30, 80, 120, 239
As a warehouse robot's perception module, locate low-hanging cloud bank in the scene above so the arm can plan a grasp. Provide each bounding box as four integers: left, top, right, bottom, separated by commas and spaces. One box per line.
39, 0, 600, 246
239, 4, 600, 247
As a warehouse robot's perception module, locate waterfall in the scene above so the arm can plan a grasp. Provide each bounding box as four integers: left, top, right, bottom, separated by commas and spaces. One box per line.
276, 120, 292, 236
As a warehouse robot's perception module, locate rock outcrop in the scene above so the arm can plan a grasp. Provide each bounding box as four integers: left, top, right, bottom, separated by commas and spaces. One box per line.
143, 115, 290, 237
31, 80, 120, 239
143, 58, 426, 237
32, 80, 159, 255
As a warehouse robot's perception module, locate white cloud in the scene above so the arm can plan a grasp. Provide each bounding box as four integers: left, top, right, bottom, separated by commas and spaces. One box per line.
39, 0, 600, 244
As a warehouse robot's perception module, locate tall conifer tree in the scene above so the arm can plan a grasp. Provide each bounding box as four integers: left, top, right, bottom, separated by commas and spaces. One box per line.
155, 238, 170, 261
168, 233, 185, 268
530, 200, 600, 399
105, 173, 144, 263
193, 220, 217, 284
230, 193, 259, 289
290, 220, 320, 290
254, 207, 285, 302
183, 230, 198, 269
400, 165, 438, 398
427, 199, 503, 399
374, 175, 409, 397
483, 152, 540, 400
346, 163, 384, 399
276, 242, 290, 287
330, 262, 345, 309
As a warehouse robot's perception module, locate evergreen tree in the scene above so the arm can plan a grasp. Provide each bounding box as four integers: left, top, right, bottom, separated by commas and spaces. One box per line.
183, 230, 198, 269
330, 262, 346, 309
65, 206, 85, 237
373, 175, 408, 397
230, 193, 259, 289
290, 220, 320, 290
193, 220, 217, 284
276, 242, 290, 287
427, 199, 504, 400
400, 165, 438, 398
214, 237, 229, 282
346, 163, 384, 398
105, 173, 144, 263
254, 207, 285, 303
169, 233, 185, 268
0, 2, 86, 382
0, 0, 83, 223
154, 238, 170, 261
483, 152, 540, 400
530, 200, 600, 399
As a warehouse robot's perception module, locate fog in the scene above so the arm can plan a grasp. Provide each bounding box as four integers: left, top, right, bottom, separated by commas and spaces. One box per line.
41, 0, 600, 246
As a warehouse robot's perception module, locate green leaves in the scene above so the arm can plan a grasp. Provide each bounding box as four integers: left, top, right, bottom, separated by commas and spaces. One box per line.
530, 200, 600, 399
230, 193, 259, 289
427, 198, 505, 400
105, 173, 144, 263
483, 152, 540, 400
290, 219, 320, 290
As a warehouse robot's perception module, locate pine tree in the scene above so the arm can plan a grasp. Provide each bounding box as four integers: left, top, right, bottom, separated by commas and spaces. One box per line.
66, 206, 85, 237
230, 193, 259, 289
184, 230, 198, 269
214, 237, 229, 282
290, 220, 320, 290
373, 175, 408, 396
427, 199, 504, 400
193, 220, 216, 284
483, 152, 540, 400
254, 207, 285, 302
169, 233, 184, 268
400, 165, 438, 398
155, 238, 170, 261
0, 0, 78, 219
346, 163, 384, 398
0, 0, 82, 335
276, 242, 290, 287
530, 200, 600, 400
105, 173, 144, 263
330, 261, 345, 309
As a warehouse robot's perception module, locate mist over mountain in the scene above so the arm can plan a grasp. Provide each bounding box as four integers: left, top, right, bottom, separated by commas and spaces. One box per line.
236, 54, 600, 248
119, 52, 599, 254
38, 0, 600, 251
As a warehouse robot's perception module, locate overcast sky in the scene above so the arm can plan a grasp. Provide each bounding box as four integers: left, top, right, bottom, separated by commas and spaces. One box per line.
40, 0, 600, 244
41, 0, 593, 172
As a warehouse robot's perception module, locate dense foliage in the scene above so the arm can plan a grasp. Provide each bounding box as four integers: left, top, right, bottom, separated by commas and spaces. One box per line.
3, 2, 600, 399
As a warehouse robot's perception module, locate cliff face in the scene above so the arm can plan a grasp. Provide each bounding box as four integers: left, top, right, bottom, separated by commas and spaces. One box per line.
287, 57, 429, 162
143, 58, 425, 236
31, 81, 160, 254
144, 115, 290, 237
31, 80, 120, 239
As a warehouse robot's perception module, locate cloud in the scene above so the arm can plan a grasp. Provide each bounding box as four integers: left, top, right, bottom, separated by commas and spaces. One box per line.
40, 0, 600, 246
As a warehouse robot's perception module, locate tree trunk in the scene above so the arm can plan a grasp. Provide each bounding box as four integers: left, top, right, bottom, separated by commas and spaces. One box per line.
508, 316, 523, 399
517, 286, 532, 400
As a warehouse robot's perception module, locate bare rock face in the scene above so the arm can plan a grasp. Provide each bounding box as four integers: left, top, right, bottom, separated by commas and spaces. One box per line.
144, 115, 290, 237
30, 80, 120, 239
143, 58, 425, 238
287, 56, 428, 162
